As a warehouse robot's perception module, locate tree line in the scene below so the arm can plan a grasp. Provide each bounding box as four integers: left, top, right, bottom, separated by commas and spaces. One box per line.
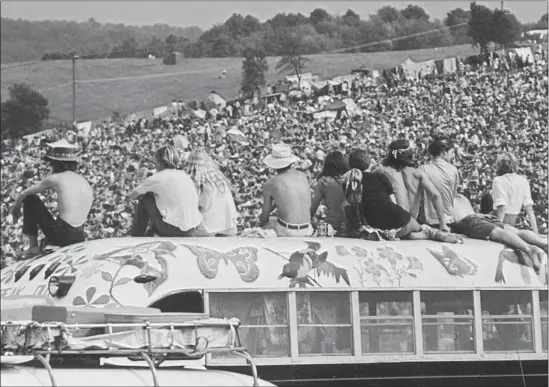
2, 4, 546, 64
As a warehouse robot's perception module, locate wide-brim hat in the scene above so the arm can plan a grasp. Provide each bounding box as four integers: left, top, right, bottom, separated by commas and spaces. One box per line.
44, 139, 80, 162
263, 143, 300, 169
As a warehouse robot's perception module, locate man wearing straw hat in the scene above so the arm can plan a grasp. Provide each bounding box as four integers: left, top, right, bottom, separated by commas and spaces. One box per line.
11, 139, 94, 258
259, 143, 313, 237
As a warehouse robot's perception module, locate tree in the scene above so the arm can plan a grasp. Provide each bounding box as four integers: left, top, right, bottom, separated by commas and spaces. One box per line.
165, 34, 178, 53
468, 2, 494, 54
275, 29, 310, 87
401, 5, 430, 21
310, 8, 331, 25
342, 9, 361, 26
241, 48, 269, 97
376, 6, 403, 24
492, 9, 521, 49
445, 8, 471, 43
1, 83, 50, 140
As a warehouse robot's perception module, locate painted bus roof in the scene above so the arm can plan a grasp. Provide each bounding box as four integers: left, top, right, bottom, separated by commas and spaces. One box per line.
1, 237, 547, 308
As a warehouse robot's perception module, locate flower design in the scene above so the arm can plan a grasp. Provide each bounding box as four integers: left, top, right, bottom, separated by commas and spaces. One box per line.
72, 286, 111, 307
80, 262, 104, 279
54, 255, 88, 276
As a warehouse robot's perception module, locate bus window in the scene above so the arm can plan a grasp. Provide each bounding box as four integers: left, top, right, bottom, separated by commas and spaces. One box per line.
421, 291, 474, 353
296, 292, 351, 356
359, 292, 414, 354
209, 292, 289, 357
540, 291, 548, 352
481, 291, 533, 352
149, 291, 204, 313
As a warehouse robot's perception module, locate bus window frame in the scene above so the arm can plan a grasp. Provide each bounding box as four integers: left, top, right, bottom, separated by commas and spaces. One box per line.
480, 290, 535, 353
202, 288, 548, 365
420, 290, 476, 354
358, 291, 415, 355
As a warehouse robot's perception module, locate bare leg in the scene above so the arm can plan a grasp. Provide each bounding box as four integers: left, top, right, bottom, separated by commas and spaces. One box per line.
398, 218, 463, 243
490, 228, 541, 271
504, 225, 548, 253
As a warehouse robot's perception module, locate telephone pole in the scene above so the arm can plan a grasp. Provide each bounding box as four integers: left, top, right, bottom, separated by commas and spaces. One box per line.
501, 1, 504, 10
71, 54, 79, 124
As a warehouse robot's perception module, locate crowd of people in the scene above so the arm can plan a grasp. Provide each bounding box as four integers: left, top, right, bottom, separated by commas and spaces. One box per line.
1, 53, 547, 267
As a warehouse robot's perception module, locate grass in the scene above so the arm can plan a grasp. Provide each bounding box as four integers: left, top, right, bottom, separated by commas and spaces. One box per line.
1, 44, 479, 123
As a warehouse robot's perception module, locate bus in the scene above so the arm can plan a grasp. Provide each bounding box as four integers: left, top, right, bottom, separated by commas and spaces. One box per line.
1, 236, 547, 386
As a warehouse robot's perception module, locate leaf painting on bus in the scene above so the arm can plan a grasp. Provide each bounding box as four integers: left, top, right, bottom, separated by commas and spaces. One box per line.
266, 241, 351, 288
182, 245, 260, 283
349, 245, 424, 287
426, 245, 479, 277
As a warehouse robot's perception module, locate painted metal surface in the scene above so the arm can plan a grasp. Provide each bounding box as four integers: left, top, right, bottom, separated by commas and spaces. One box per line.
1, 237, 547, 308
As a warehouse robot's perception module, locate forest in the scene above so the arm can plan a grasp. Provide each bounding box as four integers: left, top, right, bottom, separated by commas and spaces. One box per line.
1, 5, 547, 63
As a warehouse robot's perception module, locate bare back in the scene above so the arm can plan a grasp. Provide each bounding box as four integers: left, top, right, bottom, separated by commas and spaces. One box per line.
265, 169, 311, 224
47, 171, 94, 227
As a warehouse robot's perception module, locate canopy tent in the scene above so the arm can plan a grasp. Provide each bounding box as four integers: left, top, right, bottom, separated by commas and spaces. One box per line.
400, 58, 436, 79
208, 92, 227, 109
153, 106, 169, 117
284, 73, 317, 83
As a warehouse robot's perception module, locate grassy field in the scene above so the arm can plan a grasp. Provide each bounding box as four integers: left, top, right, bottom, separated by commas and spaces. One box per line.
1, 44, 479, 123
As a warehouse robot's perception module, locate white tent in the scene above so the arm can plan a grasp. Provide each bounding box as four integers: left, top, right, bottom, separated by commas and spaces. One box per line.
208, 92, 227, 109
153, 106, 168, 117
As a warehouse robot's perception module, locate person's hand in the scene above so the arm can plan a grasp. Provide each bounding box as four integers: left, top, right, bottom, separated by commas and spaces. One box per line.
11, 202, 22, 222
439, 224, 451, 233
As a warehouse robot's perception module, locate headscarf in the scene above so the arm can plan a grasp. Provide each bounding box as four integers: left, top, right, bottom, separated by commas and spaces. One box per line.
186, 148, 230, 193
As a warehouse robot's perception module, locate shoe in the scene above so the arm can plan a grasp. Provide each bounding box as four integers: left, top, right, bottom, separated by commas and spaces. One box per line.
16, 246, 44, 260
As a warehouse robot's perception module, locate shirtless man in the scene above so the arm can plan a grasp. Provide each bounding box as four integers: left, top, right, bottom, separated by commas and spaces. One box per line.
259, 143, 313, 237
11, 139, 94, 258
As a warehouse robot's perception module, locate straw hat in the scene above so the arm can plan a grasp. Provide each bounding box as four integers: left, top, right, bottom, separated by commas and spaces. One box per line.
263, 143, 300, 170
44, 139, 80, 162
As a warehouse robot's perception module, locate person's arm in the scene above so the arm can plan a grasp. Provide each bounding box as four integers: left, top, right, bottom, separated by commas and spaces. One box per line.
198, 184, 214, 213
418, 170, 450, 232
129, 175, 156, 201
12, 177, 53, 219
491, 178, 507, 222
310, 179, 324, 219
523, 180, 538, 233
259, 183, 273, 227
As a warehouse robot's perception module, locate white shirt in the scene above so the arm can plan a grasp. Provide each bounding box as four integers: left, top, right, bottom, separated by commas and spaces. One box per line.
132, 169, 202, 231
198, 181, 238, 234
491, 173, 534, 215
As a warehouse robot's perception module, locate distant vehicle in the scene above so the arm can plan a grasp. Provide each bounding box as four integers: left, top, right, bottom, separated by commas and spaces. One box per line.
1, 237, 547, 387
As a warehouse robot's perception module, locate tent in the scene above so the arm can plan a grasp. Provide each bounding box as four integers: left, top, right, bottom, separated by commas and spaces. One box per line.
208, 92, 227, 109
76, 121, 92, 138
513, 47, 534, 63
162, 51, 184, 66
153, 106, 169, 117
284, 73, 317, 83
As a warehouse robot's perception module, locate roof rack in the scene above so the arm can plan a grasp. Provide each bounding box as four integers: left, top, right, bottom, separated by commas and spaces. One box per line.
1, 319, 259, 387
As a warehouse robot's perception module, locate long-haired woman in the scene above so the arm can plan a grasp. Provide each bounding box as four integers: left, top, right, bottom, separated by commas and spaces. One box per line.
310, 151, 350, 233
186, 149, 238, 236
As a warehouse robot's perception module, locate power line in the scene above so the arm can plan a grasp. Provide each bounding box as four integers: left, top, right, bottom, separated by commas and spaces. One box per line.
326, 22, 469, 54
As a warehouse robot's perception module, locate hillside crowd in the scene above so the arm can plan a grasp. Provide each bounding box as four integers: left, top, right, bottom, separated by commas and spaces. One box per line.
1, 55, 547, 265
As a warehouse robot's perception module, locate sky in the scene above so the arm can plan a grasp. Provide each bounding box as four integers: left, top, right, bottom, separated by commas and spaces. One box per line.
1, 1, 547, 29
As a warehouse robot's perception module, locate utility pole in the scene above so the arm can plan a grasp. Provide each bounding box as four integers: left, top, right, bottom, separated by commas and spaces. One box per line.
501, 1, 504, 10
72, 54, 79, 124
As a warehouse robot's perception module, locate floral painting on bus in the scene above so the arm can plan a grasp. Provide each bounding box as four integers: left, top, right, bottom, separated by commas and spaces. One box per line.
337, 245, 424, 287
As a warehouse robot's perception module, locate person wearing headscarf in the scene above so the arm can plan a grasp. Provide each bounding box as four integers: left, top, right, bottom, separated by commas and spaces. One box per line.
491, 151, 539, 233
186, 149, 238, 236
129, 145, 201, 237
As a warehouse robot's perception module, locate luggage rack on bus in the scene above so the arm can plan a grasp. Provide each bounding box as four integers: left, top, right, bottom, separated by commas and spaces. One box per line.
0, 318, 259, 387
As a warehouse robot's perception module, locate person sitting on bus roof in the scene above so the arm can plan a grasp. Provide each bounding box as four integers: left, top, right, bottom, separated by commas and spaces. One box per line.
11, 139, 94, 259
259, 143, 313, 237
419, 137, 460, 230
129, 146, 201, 237
490, 152, 539, 233
385, 139, 452, 232
310, 151, 349, 235
452, 194, 546, 273
185, 149, 238, 237
354, 148, 462, 243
